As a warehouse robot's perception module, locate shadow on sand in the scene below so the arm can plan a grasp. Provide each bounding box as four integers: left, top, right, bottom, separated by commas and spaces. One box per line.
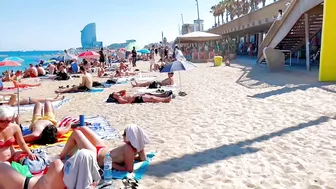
147, 116, 330, 177
231, 57, 336, 98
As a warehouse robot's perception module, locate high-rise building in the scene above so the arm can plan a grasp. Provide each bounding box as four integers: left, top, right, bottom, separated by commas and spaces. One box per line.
193, 19, 204, 32
80, 23, 103, 49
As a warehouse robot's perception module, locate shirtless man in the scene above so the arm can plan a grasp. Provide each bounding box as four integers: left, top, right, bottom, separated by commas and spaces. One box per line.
23, 101, 72, 144
0, 159, 65, 189
110, 91, 172, 104
131, 72, 174, 87
59, 124, 149, 173
37, 65, 46, 76
23, 64, 38, 78
55, 66, 93, 93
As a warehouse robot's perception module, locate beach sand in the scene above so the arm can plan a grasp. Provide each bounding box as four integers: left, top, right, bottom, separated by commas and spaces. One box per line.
3, 59, 336, 189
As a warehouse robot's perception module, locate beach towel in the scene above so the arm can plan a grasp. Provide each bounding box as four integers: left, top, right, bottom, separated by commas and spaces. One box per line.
69, 88, 104, 93
10, 97, 72, 113
112, 152, 155, 180
16, 116, 119, 150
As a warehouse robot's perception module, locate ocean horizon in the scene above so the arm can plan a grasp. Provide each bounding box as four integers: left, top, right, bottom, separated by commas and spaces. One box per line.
0, 50, 63, 74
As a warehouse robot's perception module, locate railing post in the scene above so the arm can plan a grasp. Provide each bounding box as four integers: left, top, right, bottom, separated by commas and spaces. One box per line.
304, 13, 310, 71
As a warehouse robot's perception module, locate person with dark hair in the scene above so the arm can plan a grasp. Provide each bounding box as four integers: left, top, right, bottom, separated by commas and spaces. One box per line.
55, 66, 93, 93
277, 9, 283, 20
109, 91, 172, 104
23, 101, 72, 144
131, 72, 174, 87
131, 46, 137, 67
99, 48, 105, 67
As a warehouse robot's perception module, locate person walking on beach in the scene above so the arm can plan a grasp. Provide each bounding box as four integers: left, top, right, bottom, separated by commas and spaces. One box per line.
131, 47, 137, 67
99, 48, 105, 68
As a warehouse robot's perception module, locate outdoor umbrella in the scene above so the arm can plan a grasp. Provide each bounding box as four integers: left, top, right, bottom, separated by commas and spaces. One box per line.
0, 60, 22, 115
3, 57, 25, 63
78, 51, 100, 59
160, 60, 196, 95
137, 49, 150, 54
125, 42, 143, 51
55, 54, 78, 62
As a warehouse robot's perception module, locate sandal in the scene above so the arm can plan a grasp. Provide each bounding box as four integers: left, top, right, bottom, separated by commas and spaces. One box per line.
178, 91, 187, 96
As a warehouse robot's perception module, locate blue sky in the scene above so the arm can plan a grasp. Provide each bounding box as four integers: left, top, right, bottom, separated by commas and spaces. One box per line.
0, 0, 274, 51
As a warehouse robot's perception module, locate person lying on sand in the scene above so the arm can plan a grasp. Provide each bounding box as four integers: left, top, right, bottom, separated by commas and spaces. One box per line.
0, 159, 66, 189
59, 124, 149, 173
23, 101, 72, 144
131, 72, 174, 87
0, 105, 36, 163
11, 79, 41, 88
0, 94, 64, 106
55, 66, 93, 93
109, 90, 172, 104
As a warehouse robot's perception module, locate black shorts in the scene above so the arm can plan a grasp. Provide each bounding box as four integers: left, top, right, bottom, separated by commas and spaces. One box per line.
133, 96, 144, 103
77, 86, 90, 91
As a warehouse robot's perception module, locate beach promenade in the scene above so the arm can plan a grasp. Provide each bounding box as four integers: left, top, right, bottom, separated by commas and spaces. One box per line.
4, 59, 336, 188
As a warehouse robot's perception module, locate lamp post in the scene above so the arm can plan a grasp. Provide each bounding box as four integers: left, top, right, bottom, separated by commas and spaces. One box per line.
196, 0, 201, 31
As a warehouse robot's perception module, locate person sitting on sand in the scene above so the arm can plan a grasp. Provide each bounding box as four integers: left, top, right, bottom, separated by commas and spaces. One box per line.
23, 101, 72, 144
0, 159, 66, 189
59, 124, 149, 173
23, 64, 38, 78
0, 105, 36, 162
131, 72, 174, 88
109, 90, 172, 104
47, 63, 57, 75
55, 66, 93, 93
0, 94, 64, 106
37, 64, 46, 76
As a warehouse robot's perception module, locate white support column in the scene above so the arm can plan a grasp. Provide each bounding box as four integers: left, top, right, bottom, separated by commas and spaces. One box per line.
304, 13, 310, 71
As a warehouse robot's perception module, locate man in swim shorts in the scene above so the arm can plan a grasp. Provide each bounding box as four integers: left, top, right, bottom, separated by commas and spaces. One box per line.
23, 101, 71, 144
110, 91, 172, 104
55, 66, 93, 93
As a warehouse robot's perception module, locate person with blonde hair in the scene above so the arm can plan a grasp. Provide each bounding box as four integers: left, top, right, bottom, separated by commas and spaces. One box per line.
0, 105, 36, 162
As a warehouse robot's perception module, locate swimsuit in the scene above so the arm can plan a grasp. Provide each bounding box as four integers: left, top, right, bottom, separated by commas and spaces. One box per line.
0, 137, 15, 148
30, 112, 57, 130
23, 177, 31, 189
133, 96, 144, 103
77, 86, 90, 91
95, 146, 106, 157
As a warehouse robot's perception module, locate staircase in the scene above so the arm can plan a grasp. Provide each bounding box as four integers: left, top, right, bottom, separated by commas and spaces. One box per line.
257, 0, 324, 64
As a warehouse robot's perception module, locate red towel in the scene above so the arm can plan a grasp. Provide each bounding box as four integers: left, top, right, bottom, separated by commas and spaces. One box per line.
59, 116, 79, 127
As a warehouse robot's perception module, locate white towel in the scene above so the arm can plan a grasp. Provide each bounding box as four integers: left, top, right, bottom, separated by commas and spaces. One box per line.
125, 124, 150, 152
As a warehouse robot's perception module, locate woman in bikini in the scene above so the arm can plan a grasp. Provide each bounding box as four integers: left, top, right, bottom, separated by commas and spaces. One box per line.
0, 105, 36, 163
0, 94, 65, 106
59, 124, 149, 173
0, 159, 65, 189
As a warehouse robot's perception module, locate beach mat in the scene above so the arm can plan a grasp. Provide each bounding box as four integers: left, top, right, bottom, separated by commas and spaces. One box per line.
16, 116, 119, 150
10, 97, 72, 113
111, 152, 155, 180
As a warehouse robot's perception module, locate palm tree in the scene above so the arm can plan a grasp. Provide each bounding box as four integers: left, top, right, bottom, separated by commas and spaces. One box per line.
210, 5, 217, 27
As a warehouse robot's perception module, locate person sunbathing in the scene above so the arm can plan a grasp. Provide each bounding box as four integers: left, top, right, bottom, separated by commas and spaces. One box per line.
0, 159, 65, 189
59, 124, 149, 173
0, 105, 36, 163
11, 79, 41, 88
131, 72, 174, 87
0, 94, 64, 106
109, 90, 172, 104
55, 66, 93, 93
23, 64, 38, 78
23, 101, 72, 144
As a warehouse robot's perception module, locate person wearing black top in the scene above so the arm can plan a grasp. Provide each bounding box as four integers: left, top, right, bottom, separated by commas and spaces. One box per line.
99, 48, 105, 67
131, 46, 137, 67
164, 47, 168, 61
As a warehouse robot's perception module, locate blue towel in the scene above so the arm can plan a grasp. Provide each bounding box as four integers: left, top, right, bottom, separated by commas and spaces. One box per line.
112, 152, 155, 180
87, 88, 104, 93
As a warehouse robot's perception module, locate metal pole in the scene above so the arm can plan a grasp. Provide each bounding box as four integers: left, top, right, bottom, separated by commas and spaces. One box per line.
304, 13, 310, 71
196, 0, 201, 31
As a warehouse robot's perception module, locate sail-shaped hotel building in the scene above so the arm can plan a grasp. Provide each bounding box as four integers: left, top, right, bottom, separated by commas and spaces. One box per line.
80, 23, 103, 49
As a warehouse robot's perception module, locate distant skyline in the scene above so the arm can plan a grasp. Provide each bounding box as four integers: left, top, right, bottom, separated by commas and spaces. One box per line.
0, 0, 274, 51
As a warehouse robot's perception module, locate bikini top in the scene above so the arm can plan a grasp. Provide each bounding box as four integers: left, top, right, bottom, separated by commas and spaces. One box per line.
0, 137, 15, 147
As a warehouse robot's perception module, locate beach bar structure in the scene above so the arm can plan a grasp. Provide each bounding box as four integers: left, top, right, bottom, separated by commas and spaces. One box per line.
209, 0, 335, 81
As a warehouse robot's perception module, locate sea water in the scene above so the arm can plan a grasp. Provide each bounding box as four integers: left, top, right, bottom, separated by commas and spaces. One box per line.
0, 50, 62, 74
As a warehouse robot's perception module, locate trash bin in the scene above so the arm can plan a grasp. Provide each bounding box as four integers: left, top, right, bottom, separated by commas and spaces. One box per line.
214, 56, 223, 66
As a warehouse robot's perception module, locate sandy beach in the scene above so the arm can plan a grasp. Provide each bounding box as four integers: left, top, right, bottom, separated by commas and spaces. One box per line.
3, 59, 336, 189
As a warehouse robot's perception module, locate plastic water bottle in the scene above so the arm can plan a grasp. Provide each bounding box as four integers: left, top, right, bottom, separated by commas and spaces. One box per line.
104, 153, 113, 182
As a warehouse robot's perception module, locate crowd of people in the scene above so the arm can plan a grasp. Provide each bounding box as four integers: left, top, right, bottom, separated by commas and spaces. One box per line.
0, 45, 181, 188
